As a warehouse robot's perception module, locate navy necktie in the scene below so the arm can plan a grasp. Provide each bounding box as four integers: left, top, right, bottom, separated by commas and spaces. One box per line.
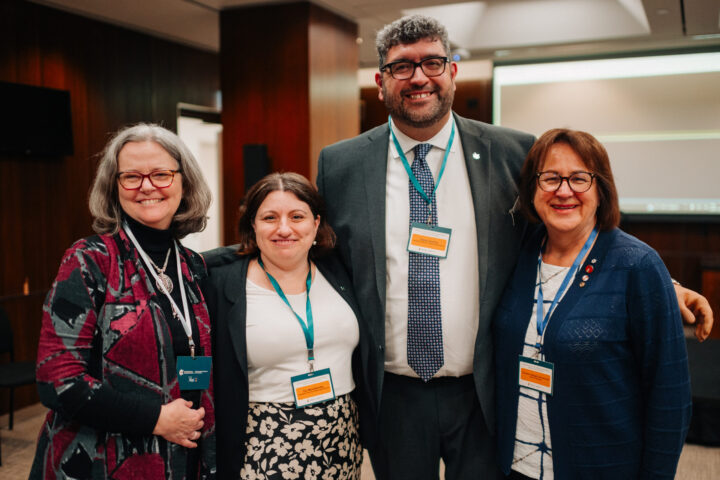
407, 143, 443, 382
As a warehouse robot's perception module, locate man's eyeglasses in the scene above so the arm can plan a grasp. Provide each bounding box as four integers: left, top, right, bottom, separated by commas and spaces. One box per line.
536, 171, 595, 193
380, 56, 449, 80
117, 170, 181, 190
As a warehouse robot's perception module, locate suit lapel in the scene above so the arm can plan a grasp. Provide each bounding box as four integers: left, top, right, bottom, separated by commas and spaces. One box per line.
362, 125, 390, 311
454, 114, 492, 304
223, 258, 250, 379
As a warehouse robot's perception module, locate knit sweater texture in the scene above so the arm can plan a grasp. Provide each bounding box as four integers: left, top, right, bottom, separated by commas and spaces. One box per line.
493, 227, 691, 479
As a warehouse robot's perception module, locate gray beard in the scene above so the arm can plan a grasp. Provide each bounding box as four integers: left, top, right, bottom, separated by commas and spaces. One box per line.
383, 88, 454, 129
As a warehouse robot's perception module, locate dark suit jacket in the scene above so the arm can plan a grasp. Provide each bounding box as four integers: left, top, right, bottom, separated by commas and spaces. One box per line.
316, 113, 536, 445
201, 247, 370, 480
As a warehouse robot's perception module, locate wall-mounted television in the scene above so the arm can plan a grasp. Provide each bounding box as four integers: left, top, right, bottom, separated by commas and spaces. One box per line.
0, 81, 73, 157
493, 52, 720, 220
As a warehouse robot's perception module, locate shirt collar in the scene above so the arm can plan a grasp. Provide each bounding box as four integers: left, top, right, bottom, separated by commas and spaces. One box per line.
389, 114, 456, 159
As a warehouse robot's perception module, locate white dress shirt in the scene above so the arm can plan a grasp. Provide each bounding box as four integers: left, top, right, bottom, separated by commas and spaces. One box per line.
384, 115, 480, 377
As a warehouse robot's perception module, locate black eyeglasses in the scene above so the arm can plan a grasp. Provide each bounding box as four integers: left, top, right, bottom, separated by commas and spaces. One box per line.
380, 56, 449, 80
117, 170, 181, 190
536, 171, 595, 193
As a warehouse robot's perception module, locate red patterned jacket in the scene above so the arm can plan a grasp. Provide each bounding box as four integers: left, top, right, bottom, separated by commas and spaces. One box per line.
30, 229, 216, 480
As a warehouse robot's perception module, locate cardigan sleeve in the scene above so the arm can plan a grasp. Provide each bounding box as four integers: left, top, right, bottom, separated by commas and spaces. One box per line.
626, 250, 692, 479
36, 238, 161, 435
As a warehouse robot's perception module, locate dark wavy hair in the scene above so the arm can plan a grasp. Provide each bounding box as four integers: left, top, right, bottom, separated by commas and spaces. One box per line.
236, 172, 336, 257
518, 128, 621, 230
375, 15, 451, 69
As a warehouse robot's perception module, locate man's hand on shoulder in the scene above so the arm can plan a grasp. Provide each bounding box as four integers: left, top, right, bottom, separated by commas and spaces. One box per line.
674, 283, 714, 341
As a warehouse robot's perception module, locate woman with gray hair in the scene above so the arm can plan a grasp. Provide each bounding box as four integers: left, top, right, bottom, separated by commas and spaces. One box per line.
30, 123, 216, 480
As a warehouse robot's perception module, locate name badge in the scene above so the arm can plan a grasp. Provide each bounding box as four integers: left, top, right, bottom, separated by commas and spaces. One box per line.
177, 356, 212, 390
518, 355, 554, 395
407, 223, 452, 258
291, 368, 336, 408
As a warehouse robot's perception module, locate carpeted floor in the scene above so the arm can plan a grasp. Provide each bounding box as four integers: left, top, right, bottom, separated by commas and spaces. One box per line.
2, 403, 718, 479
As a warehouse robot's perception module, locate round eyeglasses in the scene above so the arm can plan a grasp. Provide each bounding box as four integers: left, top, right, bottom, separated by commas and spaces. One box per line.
117, 170, 181, 190
380, 56, 449, 80
536, 171, 595, 193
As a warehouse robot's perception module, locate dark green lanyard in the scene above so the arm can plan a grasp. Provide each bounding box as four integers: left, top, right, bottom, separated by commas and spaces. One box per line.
389, 115, 455, 210
257, 257, 315, 370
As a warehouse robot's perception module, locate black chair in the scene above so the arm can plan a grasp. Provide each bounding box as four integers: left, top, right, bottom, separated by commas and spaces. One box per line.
0, 305, 36, 430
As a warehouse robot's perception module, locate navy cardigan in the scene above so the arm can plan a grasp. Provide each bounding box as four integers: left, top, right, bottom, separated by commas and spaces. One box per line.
493, 227, 692, 479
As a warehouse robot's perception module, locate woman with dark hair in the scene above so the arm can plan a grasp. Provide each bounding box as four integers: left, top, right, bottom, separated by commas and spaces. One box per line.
493, 129, 692, 479
31, 123, 215, 479
203, 172, 369, 480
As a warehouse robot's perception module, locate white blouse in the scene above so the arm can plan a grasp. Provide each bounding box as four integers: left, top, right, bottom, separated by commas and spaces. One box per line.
512, 261, 572, 480
245, 269, 359, 403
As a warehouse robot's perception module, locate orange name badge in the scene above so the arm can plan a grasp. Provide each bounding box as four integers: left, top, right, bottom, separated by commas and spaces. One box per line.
518, 356, 554, 395
291, 368, 336, 408
407, 223, 452, 258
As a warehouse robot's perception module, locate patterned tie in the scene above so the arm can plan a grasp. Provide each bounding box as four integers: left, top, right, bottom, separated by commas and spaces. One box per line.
407, 143, 443, 382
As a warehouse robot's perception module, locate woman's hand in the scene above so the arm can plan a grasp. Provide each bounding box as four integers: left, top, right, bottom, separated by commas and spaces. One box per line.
152, 398, 205, 448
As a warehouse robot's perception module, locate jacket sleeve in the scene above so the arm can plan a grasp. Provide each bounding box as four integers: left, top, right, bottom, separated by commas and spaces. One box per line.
36, 238, 161, 435
627, 250, 692, 479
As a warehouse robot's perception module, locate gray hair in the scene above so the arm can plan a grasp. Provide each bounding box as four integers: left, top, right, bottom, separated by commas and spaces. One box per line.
375, 15, 451, 69
88, 123, 212, 238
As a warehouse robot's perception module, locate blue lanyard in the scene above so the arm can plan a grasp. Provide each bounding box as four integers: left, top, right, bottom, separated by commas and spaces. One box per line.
258, 257, 315, 367
536, 227, 598, 344
389, 115, 455, 208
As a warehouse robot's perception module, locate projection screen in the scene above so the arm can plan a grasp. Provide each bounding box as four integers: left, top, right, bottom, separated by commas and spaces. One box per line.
493, 52, 720, 217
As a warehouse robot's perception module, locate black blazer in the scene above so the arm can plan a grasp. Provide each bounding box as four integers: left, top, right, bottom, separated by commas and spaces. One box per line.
201, 247, 372, 480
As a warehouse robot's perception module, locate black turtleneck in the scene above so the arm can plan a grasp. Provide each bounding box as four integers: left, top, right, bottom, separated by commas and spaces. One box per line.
123, 215, 202, 473
124, 214, 203, 371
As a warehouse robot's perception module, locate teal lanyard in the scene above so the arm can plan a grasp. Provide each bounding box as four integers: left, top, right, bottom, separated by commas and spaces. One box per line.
536, 226, 598, 349
258, 257, 315, 370
389, 115, 455, 209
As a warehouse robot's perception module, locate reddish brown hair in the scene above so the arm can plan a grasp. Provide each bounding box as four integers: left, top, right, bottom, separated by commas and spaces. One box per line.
518, 128, 620, 230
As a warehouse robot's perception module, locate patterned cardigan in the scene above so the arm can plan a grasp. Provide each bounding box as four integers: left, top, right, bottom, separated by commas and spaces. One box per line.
30, 229, 216, 480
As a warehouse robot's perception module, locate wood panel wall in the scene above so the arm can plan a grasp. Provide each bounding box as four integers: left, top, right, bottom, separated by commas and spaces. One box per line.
220, 2, 358, 245
0, 0, 219, 414
308, 6, 359, 183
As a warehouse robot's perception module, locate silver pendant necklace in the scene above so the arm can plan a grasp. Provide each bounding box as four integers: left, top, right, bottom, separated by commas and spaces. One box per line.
149, 248, 173, 294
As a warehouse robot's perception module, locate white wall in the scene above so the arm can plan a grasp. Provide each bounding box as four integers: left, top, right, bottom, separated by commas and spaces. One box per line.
177, 116, 223, 252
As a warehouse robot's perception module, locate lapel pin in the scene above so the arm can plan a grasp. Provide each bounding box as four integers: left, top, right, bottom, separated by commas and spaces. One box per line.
472, 152, 480, 160
579, 282, 586, 288
585, 265, 594, 273
582, 275, 589, 281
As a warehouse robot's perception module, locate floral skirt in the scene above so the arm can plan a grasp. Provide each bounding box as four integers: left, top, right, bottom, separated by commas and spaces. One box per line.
241, 393, 362, 480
